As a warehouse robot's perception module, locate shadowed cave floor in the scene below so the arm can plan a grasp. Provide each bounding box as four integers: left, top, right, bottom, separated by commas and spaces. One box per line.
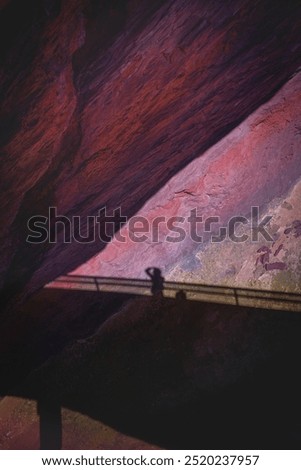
0, 290, 301, 449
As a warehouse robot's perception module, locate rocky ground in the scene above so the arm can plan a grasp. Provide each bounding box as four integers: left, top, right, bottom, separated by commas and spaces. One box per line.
70, 73, 301, 293
1, 295, 301, 449
1, 0, 301, 450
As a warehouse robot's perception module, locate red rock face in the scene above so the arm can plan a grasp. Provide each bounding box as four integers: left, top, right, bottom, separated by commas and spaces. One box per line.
67, 73, 301, 284
1, 0, 301, 308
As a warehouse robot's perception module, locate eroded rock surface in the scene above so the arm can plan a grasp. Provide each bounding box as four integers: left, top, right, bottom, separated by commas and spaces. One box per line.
1, 0, 301, 308
71, 74, 301, 292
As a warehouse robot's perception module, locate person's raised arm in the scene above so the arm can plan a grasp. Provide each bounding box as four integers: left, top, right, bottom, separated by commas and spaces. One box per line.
145, 267, 153, 277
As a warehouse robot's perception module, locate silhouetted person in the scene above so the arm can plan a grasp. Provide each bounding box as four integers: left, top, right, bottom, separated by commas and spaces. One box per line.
145, 267, 164, 297
176, 289, 186, 301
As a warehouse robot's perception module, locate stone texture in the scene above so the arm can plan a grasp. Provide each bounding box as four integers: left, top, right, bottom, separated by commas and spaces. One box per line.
1, 0, 301, 310
70, 74, 301, 292
2, 0, 301, 451
1, 295, 301, 449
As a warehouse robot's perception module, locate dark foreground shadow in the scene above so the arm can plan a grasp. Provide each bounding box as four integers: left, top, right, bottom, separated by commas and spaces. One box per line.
1, 284, 301, 449
37, 398, 62, 450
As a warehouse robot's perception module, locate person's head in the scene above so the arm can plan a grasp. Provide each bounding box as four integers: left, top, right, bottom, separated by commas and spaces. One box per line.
176, 290, 186, 300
